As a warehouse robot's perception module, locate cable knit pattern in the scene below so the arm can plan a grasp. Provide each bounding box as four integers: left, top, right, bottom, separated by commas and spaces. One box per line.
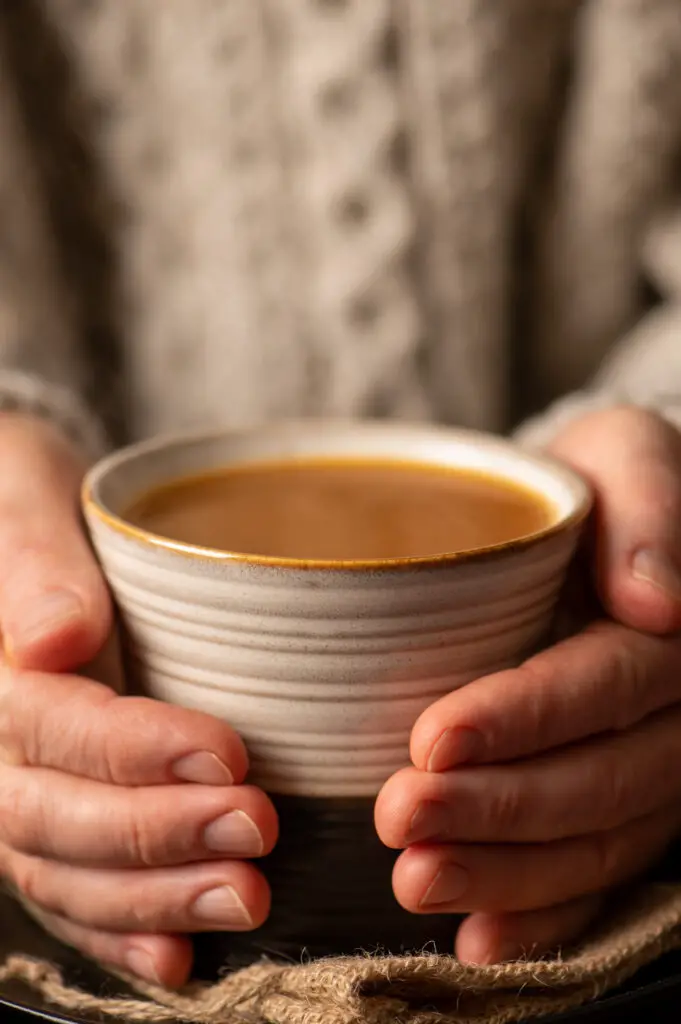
273, 0, 426, 418
402, 0, 582, 430
531, 0, 681, 401
400, 0, 513, 431
46, 0, 313, 438
0, 0, 680, 455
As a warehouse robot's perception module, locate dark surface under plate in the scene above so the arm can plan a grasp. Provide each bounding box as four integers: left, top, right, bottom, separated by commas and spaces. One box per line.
0, 889, 155, 1024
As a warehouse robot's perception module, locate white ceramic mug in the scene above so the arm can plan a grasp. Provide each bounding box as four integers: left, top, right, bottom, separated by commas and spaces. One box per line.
83, 420, 591, 963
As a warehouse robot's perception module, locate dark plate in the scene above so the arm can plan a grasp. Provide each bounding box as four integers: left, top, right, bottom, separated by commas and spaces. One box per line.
4, 889, 681, 1023
0, 890, 181, 1024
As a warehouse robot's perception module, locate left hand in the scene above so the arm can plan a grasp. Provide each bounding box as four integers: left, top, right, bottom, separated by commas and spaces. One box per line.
375, 406, 681, 965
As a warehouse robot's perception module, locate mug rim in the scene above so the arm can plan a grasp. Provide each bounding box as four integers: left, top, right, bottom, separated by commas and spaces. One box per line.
82, 420, 593, 571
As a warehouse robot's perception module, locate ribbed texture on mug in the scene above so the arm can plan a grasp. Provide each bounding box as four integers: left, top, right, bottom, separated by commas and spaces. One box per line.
88, 524, 579, 797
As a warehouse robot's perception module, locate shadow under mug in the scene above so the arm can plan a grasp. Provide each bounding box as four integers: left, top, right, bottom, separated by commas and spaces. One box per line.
82, 421, 591, 970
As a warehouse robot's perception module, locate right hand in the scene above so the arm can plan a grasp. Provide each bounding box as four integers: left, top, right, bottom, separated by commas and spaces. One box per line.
0, 415, 278, 987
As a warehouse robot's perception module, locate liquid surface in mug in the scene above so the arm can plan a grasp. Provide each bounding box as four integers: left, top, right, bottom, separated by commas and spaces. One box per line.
124, 457, 553, 561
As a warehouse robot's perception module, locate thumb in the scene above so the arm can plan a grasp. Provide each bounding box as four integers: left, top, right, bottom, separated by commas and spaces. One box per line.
549, 406, 681, 635
0, 415, 112, 672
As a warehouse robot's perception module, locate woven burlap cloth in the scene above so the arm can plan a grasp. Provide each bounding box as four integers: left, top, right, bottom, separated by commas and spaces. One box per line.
3, 883, 681, 1024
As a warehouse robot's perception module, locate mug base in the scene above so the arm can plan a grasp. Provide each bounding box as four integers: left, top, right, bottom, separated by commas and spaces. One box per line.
192, 795, 458, 976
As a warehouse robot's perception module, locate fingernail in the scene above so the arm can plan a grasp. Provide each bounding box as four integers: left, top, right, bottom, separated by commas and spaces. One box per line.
419, 863, 469, 909
408, 800, 453, 844
203, 810, 263, 856
125, 947, 162, 985
172, 751, 234, 786
427, 727, 483, 772
632, 549, 681, 600
9, 590, 83, 652
192, 885, 252, 928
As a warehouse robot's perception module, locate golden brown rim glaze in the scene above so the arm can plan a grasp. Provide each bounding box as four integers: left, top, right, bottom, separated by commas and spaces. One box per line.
82, 427, 593, 571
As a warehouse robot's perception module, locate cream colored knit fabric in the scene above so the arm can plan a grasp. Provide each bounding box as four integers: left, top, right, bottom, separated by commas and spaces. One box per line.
0, 0, 680, 454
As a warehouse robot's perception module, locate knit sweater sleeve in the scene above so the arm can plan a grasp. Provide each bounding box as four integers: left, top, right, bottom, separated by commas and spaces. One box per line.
516, 202, 681, 448
0, 46, 107, 461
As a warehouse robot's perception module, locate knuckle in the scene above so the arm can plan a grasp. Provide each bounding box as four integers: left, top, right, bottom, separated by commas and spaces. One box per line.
10, 855, 50, 909
0, 670, 27, 765
484, 778, 525, 833
551, 405, 643, 456
104, 697, 173, 785
119, 878, 184, 932
44, 689, 108, 780
140, 898, 178, 932
122, 806, 159, 867
92, 692, 148, 785
126, 893, 154, 931
591, 405, 653, 441
608, 639, 649, 730
101, 723, 129, 787
593, 750, 632, 828
121, 799, 185, 867
588, 829, 628, 889
515, 659, 560, 744
0, 771, 36, 852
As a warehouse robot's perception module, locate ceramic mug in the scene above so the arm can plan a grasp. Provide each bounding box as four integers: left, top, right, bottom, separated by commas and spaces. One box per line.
82, 421, 591, 968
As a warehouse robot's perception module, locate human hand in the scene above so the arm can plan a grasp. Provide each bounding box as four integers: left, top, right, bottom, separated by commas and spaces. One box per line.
375, 407, 681, 964
0, 416, 277, 987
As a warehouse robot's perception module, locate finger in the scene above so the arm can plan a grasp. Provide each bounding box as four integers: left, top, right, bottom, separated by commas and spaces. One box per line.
391, 805, 680, 915
410, 621, 681, 771
0, 667, 249, 785
6, 849, 271, 934
380, 707, 681, 845
0, 416, 112, 672
455, 896, 602, 964
20, 903, 192, 987
0, 767, 277, 866
549, 407, 681, 634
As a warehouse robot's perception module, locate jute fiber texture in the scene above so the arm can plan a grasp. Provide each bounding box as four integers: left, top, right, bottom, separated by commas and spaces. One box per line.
3, 884, 681, 1024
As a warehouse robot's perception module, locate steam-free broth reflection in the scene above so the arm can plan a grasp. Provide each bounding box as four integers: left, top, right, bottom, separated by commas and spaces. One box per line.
125, 457, 553, 561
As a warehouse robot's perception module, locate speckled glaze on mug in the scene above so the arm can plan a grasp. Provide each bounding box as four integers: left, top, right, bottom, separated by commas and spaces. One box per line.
82, 421, 591, 967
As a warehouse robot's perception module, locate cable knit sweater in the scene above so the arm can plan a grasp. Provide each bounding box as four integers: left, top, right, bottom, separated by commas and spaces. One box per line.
1, 0, 681, 459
